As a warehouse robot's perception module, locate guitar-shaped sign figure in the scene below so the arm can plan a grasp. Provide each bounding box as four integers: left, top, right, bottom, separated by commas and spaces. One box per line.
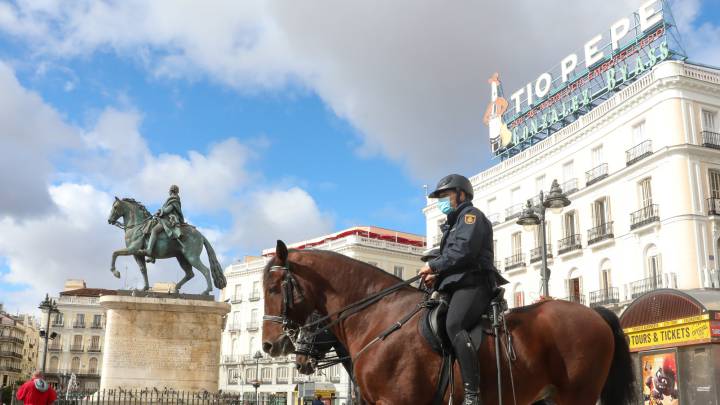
483, 73, 513, 148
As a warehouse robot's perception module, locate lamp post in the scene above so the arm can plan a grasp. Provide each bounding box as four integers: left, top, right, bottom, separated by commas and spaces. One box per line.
253, 350, 263, 405
38, 294, 59, 374
516, 179, 571, 298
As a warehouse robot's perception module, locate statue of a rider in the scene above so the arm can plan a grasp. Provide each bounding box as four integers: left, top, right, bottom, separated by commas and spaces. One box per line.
138, 184, 184, 262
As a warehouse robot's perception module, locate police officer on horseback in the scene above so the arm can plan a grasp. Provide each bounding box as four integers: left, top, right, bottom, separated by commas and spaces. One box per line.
419, 174, 507, 405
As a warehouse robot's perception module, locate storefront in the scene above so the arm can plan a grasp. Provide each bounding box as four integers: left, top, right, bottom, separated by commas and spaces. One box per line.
620, 289, 720, 405
294, 382, 337, 405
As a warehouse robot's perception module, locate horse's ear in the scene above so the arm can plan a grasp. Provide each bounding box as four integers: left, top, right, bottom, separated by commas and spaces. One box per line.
276, 240, 288, 264
114, 196, 120, 202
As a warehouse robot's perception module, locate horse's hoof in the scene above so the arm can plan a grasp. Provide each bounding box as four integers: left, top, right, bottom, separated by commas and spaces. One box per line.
111, 270, 121, 279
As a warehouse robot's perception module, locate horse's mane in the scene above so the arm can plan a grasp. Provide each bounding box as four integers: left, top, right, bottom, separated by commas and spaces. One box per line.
263, 249, 409, 286
121, 198, 151, 217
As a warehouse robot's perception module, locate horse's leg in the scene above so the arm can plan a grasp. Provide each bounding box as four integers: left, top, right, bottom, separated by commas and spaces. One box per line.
110, 248, 134, 278
174, 255, 194, 293
133, 255, 150, 291
185, 255, 213, 295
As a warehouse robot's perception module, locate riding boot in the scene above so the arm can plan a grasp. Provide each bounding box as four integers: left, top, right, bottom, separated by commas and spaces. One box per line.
139, 233, 157, 262
452, 330, 483, 405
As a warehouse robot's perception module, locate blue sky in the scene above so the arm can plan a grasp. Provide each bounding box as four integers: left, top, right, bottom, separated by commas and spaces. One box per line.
0, 0, 718, 312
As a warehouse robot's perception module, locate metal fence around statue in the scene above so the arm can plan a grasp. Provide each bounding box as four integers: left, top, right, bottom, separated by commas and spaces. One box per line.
9, 388, 289, 405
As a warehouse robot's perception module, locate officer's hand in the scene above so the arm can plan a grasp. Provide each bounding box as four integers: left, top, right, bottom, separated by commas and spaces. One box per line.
423, 274, 437, 288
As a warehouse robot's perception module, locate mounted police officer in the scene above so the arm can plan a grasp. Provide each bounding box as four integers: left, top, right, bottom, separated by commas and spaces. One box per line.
419, 174, 507, 405
139, 184, 185, 262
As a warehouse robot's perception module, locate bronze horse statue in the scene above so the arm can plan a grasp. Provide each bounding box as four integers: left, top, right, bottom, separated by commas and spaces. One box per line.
262, 241, 635, 405
107, 197, 226, 294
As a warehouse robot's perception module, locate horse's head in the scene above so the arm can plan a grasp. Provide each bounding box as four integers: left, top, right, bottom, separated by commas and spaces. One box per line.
108, 197, 124, 225
261, 240, 314, 357
293, 312, 337, 375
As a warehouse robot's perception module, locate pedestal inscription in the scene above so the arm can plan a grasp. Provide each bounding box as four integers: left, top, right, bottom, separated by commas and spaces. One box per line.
99, 295, 230, 392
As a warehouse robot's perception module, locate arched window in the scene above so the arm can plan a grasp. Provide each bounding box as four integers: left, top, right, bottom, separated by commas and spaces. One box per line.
261, 367, 272, 383
88, 357, 98, 374
645, 244, 661, 280
513, 283, 524, 307
566, 268, 582, 303
600, 260, 612, 291
70, 357, 80, 373
49, 356, 59, 372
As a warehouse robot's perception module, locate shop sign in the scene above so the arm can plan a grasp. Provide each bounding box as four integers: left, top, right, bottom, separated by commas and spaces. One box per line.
624, 314, 712, 351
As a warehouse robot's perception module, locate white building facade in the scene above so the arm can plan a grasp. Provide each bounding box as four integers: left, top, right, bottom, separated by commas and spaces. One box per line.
39, 280, 114, 391
425, 60, 720, 309
219, 227, 426, 404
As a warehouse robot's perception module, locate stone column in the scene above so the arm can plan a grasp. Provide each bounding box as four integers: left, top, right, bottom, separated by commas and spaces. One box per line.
99, 294, 230, 392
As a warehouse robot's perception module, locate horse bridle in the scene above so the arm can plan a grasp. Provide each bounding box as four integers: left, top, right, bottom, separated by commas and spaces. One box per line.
262, 263, 306, 342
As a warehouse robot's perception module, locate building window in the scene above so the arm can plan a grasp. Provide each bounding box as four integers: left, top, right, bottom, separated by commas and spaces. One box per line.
535, 175, 546, 194
393, 266, 404, 278
53, 313, 64, 325
90, 335, 100, 350
234, 284, 242, 301
277, 367, 289, 382
232, 311, 241, 329
487, 197, 497, 214
591, 145, 604, 166
563, 210, 577, 237
70, 357, 80, 373
591, 197, 611, 226
646, 245, 661, 279
563, 161, 574, 182
511, 187, 521, 205
250, 309, 258, 324
72, 335, 83, 349
513, 285, 524, 307
566, 268, 582, 302
248, 337, 255, 354
533, 221, 550, 247
638, 178, 653, 207
702, 109, 717, 131
74, 314, 85, 328
511, 232, 522, 256
632, 121, 646, 145
600, 260, 612, 290
88, 357, 98, 374
710, 170, 720, 199
49, 356, 59, 372
231, 338, 238, 356
261, 367, 272, 383
245, 368, 256, 382
251, 281, 260, 300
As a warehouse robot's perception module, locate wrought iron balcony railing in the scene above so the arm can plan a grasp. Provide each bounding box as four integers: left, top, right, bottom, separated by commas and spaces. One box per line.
90, 322, 103, 329
504, 254, 526, 271
561, 295, 586, 305
630, 204, 659, 230
51, 320, 64, 327
73, 321, 85, 329
557, 234, 582, 255
87, 345, 102, 353
529, 245, 553, 263
702, 130, 720, 149
585, 163, 609, 186
0, 365, 21, 373
589, 287, 619, 307
629, 273, 677, 299
227, 323, 242, 332
626, 140, 653, 166
0, 336, 24, 345
231, 295, 243, 304
587, 221, 614, 245
562, 178, 579, 195
70, 344, 84, 352
487, 213, 501, 225
248, 292, 261, 301
0, 350, 23, 359
222, 355, 241, 364
505, 203, 525, 221
48, 344, 62, 352
707, 197, 720, 216
246, 322, 259, 331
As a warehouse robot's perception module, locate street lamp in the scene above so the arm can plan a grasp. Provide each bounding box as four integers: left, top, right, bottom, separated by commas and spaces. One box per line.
253, 350, 263, 405
517, 179, 571, 298
38, 294, 59, 374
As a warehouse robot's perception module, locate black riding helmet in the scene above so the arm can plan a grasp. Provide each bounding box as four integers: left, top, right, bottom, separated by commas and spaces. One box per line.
428, 174, 474, 200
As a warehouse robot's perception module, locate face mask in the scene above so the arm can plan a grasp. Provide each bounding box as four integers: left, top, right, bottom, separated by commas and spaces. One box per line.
438, 197, 454, 214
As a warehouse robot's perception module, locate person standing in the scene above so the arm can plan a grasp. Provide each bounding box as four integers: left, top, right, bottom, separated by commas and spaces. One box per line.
16, 371, 57, 405
419, 174, 507, 405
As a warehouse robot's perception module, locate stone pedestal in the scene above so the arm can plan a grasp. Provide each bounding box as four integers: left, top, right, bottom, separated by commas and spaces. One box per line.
99, 293, 230, 392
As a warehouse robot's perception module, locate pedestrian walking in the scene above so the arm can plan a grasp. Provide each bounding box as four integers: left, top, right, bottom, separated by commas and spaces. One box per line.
16, 371, 57, 405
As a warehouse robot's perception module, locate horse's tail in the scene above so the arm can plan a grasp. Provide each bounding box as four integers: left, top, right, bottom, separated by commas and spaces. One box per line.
595, 306, 636, 405
202, 235, 227, 289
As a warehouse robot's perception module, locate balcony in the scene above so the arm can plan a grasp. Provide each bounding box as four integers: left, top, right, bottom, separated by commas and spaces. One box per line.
630, 204, 660, 230
87, 345, 102, 353
708, 197, 720, 216
626, 140, 653, 166
48, 344, 62, 352
0, 336, 24, 345
261, 376, 273, 384
222, 355, 241, 364
246, 322, 259, 332
702, 130, 720, 149
0, 365, 21, 373
505, 203, 525, 221
529, 245, 553, 264
276, 376, 289, 384
487, 213, 501, 225
561, 178, 579, 195
227, 323, 242, 332
231, 295, 243, 304
227, 377, 239, 385
629, 273, 677, 299
504, 254, 526, 271
0, 350, 23, 359
589, 287, 620, 307
248, 292, 261, 302
73, 321, 85, 329
587, 222, 614, 245
51, 320, 64, 328
585, 164, 609, 186
493, 260, 502, 272
557, 234, 582, 255
90, 322, 103, 329
561, 295, 586, 305
70, 344, 84, 353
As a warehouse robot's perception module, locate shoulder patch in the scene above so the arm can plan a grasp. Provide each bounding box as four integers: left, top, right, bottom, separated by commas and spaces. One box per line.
464, 214, 476, 224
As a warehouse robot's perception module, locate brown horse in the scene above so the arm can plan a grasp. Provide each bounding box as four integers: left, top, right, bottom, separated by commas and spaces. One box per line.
262, 241, 635, 405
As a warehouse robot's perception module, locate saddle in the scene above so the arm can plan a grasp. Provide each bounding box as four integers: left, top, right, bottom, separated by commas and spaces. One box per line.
419, 286, 507, 405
